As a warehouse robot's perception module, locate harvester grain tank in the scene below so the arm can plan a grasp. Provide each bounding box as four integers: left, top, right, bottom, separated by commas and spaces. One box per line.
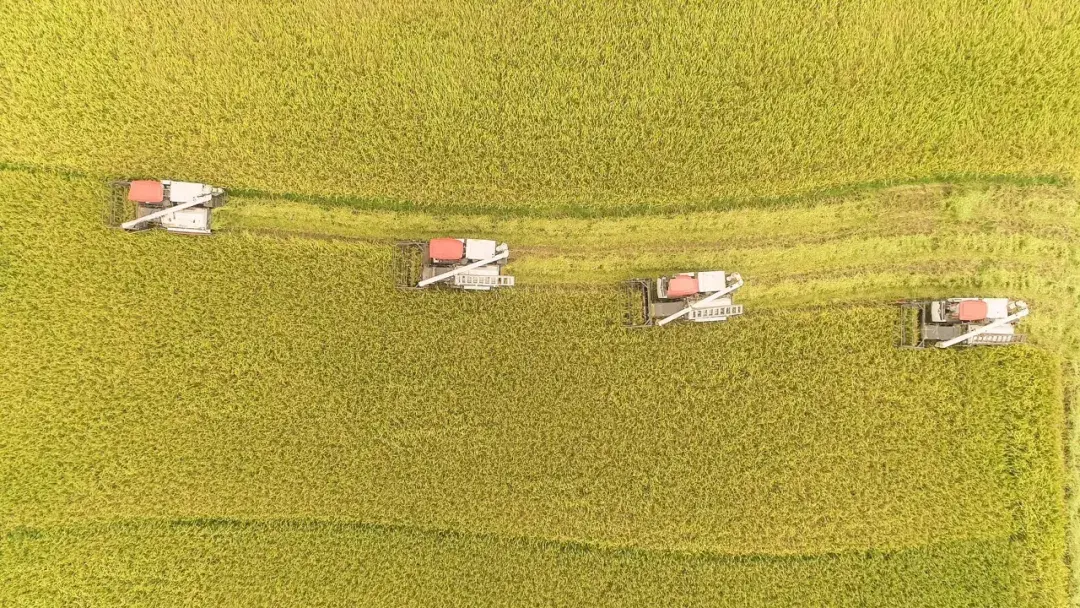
624, 271, 744, 327
394, 238, 515, 290
897, 298, 1030, 348
111, 180, 227, 234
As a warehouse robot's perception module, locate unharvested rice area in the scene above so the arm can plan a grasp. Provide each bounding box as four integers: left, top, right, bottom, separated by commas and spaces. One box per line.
0, 171, 1069, 606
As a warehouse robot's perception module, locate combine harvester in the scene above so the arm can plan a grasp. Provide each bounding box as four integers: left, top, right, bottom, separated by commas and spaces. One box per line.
897, 298, 1030, 348
108, 180, 227, 234
394, 238, 515, 290
624, 271, 744, 328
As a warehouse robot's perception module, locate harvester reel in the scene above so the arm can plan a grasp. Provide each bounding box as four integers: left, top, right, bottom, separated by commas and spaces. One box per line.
104, 181, 139, 229
895, 300, 925, 348
622, 279, 652, 328
393, 241, 425, 290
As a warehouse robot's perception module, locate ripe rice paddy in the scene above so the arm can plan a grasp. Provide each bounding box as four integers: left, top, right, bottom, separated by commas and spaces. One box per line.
0, 170, 1072, 606
3, 0, 1080, 605
1, 0, 1078, 213
0, 523, 1061, 607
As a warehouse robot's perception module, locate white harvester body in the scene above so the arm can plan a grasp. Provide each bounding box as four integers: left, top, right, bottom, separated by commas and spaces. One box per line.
624, 271, 744, 328
898, 297, 1029, 348
117, 180, 227, 234
395, 238, 515, 291
159, 206, 212, 234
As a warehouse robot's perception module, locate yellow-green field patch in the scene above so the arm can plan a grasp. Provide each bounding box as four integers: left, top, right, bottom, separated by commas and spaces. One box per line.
0, 171, 1068, 606
0, 522, 1058, 608
2, 1, 1078, 211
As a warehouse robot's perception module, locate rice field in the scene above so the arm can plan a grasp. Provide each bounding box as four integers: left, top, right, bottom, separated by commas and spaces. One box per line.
0, 523, 1059, 607
3, 0, 1080, 605
1, 0, 1079, 213
0, 170, 1072, 606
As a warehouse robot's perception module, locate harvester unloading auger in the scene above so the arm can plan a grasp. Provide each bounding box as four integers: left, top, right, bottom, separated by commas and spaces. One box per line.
108, 180, 227, 234
394, 238, 515, 290
897, 298, 1030, 348
624, 271, 744, 328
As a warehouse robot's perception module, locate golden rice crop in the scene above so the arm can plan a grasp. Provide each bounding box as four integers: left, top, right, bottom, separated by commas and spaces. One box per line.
0, 0, 1078, 213
2, 0, 1078, 603
0, 170, 1067, 606
0, 522, 1054, 607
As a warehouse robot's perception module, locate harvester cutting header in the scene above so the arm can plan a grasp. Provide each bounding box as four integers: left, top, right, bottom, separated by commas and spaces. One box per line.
898, 298, 1030, 348
109, 179, 227, 234
624, 271, 744, 327
394, 238, 515, 291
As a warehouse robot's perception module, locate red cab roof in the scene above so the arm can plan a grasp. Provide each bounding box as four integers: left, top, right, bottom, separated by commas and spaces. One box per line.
958, 300, 988, 321
667, 274, 699, 299
429, 238, 465, 261
128, 180, 164, 203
